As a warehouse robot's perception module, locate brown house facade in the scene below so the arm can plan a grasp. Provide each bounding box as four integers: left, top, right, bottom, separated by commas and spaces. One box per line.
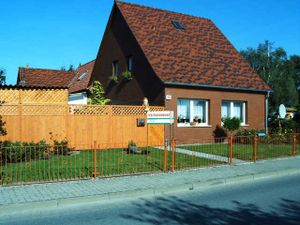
91, 1, 271, 141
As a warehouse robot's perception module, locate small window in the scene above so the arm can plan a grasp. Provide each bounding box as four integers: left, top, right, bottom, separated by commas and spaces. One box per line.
127, 56, 133, 71
172, 20, 185, 30
222, 100, 246, 125
112, 61, 119, 77
177, 98, 209, 127
77, 71, 88, 81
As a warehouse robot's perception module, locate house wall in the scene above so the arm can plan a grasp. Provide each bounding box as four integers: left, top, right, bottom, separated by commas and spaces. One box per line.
91, 6, 164, 106
164, 86, 266, 143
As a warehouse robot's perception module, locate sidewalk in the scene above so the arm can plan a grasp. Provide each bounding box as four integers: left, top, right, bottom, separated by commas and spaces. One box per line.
1, 156, 300, 215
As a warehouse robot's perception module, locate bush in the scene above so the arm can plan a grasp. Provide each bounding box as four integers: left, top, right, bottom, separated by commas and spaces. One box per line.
235, 129, 257, 144
213, 125, 227, 142
223, 117, 241, 133
262, 133, 289, 145
53, 139, 73, 156
0, 140, 49, 164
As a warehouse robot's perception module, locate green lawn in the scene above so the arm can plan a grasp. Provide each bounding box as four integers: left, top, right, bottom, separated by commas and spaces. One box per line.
179, 143, 299, 161
0, 147, 222, 185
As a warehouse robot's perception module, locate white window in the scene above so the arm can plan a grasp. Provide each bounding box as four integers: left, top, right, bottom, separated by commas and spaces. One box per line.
221, 100, 246, 125
177, 99, 209, 127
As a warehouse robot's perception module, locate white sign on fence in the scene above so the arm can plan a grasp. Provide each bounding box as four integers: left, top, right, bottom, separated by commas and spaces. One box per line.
147, 111, 174, 124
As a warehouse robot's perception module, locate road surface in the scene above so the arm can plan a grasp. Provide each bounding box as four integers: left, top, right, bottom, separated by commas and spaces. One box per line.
1, 173, 300, 225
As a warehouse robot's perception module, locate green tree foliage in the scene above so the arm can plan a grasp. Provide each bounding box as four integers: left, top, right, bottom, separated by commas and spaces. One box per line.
88, 81, 111, 105
241, 41, 299, 114
223, 117, 241, 133
0, 68, 6, 85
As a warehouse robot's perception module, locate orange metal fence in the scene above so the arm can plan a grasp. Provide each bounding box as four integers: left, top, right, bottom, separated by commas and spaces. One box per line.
0, 133, 299, 186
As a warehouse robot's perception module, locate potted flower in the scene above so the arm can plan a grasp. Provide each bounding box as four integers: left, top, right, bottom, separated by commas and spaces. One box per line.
109, 75, 118, 83
128, 140, 137, 153
122, 70, 133, 80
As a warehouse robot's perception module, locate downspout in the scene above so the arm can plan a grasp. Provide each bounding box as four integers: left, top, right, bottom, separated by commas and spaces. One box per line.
265, 91, 270, 134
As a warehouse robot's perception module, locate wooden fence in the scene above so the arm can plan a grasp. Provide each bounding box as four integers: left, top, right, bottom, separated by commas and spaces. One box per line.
0, 104, 165, 149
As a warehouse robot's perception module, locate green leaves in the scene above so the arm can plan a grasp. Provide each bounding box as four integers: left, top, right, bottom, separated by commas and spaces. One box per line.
222, 117, 241, 132
88, 81, 111, 105
241, 41, 299, 113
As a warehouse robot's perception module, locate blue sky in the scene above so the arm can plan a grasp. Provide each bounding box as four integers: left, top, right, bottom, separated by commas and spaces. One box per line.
0, 0, 299, 85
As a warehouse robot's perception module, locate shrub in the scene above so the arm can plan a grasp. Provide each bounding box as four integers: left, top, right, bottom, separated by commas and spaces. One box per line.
235, 129, 257, 144
0, 140, 49, 164
223, 117, 241, 133
109, 75, 118, 83
213, 125, 227, 142
53, 138, 73, 156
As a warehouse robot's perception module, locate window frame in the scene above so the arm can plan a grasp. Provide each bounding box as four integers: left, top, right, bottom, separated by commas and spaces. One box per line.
177, 98, 209, 127
221, 100, 247, 125
112, 60, 119, 77
127, 56, 133, 72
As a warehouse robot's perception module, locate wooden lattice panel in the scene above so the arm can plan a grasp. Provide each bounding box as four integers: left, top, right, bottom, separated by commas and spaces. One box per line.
0, 105, 19, 115
0, 89, 19, 103
69, 105, 111, 115
22, 89, 68, 104
23, 105, 66, 115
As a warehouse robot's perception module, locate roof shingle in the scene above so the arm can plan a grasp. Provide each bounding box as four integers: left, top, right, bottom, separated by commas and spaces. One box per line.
116, 1, 270, 91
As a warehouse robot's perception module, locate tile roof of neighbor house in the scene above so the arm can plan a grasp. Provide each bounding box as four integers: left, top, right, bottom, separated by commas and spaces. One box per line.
17, 60, 95, 93
68, 60, 95, 93
115, 1, 271, 92
17, 68, 73, 88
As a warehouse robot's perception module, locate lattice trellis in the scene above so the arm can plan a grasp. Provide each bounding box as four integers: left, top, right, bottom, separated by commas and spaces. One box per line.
70, 105, 111, 115
0, 89, 19, 103
22, 89, 68, 104
0, 104, 165, 116
0, 105, 19, 115
23, 105, 66, 115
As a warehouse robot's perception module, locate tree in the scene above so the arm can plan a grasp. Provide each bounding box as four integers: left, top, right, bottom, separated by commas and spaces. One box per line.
241, 41, 299, 114
68, 65, 74, 71
0, 68, 6, 85
88, 81, 111, 105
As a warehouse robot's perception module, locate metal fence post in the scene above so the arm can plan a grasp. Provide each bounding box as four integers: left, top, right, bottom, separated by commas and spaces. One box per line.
163, 140, 168, 172
228, 136, 233, 165
171, 139, 175, 172
292, 133, 296, 157
253, 135, 258, 162
93, 141, 97, 178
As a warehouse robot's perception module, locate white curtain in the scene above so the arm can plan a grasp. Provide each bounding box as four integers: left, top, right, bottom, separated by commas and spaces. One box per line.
233, 102, 242, 120
194, 100, 205, 122
177, 99, 190, 121
221, 102, 230, 118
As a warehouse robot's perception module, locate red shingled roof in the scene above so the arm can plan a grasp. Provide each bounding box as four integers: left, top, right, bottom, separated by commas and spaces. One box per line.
17, 68, 74, 88
68, 60, 95, 93
116, 1, 270, 91
17, 60, 95, 93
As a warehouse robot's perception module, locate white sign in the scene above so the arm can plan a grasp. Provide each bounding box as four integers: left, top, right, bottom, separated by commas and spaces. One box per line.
165, 95, 172, 100
147, 111, 174, 124
279, 104, 286, 119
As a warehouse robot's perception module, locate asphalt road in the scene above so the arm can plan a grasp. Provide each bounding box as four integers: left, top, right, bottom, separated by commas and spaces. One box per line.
1, 174, 300, 225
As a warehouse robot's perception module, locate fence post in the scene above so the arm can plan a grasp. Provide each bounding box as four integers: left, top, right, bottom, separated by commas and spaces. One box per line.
171, 138, 175, 172
163, 141, 168, 173
292, 133, 296, 157
93, 141, 97, 178
228, 136, 233, 165
253, 135, 258, 162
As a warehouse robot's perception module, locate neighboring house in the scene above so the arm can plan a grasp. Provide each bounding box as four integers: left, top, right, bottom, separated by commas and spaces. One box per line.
90, 1, 271, 141
17, 60, 95, 104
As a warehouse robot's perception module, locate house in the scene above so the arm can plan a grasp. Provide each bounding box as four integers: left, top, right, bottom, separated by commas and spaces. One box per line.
17, 60, 95, 104
90, 1, 271, 141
